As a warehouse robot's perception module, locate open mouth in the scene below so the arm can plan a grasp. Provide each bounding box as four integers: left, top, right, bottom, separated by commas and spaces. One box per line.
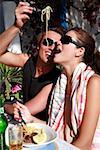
53, 48, 61, 54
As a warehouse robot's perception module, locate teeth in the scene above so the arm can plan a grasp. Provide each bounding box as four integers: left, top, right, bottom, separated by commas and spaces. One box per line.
46, 51, 51, 56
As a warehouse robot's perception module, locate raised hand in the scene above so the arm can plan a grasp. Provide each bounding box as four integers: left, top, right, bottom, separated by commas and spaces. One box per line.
14, 2, 33, 29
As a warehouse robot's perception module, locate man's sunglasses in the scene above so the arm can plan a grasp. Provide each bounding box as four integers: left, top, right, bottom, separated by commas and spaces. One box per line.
42, 38, 56, 46
61, 35, 81, 47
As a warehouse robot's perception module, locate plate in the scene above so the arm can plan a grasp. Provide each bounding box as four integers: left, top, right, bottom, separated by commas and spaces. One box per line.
23, 138, 80, 150
23, 123, 57, 148
23, 142, 56, 150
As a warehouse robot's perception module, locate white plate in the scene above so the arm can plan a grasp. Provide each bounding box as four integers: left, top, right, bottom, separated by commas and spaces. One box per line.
5, 123, 57, 149
23, 138, 80, 150
23, 123, 57, 148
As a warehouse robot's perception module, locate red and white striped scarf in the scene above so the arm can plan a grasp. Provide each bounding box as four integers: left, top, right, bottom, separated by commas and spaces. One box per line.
48, 62, 95, 142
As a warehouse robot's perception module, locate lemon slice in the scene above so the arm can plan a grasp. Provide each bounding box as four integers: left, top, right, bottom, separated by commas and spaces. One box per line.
33, 129, 47, 144
33, 128, 41, 134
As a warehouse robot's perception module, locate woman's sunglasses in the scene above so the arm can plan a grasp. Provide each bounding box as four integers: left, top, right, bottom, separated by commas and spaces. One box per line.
42, 36, 82, 48
61, 35, 81, 47
42, 38, 56, 46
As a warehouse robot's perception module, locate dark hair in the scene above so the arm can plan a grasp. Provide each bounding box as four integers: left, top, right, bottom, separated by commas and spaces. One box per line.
30, 27, 64, 57
37, 27, 64, 47
67, 27, 95, 68
48, 26, 65, 36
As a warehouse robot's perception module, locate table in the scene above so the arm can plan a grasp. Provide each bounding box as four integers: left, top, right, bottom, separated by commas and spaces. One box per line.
23, 138, 80, 150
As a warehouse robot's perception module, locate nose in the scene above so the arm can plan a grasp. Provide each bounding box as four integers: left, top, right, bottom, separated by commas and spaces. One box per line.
57, 40, 62, 46
55, 41, 62, 50
49, 44, 55, 51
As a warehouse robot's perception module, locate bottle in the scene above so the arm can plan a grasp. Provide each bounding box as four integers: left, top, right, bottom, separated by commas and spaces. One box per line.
0, 98, 8, 150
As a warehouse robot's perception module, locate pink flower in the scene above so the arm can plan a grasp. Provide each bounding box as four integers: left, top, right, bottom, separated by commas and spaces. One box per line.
11, 84, 22, 93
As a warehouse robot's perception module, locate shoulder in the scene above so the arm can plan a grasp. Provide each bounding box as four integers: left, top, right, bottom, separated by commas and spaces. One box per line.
87, 74, 100, 103
88, 74, 100, 87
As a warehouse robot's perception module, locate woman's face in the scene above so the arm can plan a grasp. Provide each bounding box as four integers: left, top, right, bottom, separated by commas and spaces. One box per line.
53, 30, 81, 66
38, 31, 61, 64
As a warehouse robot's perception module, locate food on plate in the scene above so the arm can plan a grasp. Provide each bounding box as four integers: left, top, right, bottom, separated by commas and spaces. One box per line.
22, 124, 47, 144
32, 128, 47, 144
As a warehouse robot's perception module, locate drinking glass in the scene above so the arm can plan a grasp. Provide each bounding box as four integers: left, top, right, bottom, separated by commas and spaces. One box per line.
9, 124, 23, 150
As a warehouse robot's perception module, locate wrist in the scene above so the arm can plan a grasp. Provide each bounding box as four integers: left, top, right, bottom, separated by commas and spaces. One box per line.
12, 23, 22, 35
13, 22, 21, 31
14, 21, 21, 29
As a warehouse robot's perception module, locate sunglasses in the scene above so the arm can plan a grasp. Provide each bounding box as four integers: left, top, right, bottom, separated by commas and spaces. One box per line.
42, 38, 56, 46
61, 35, 81, 47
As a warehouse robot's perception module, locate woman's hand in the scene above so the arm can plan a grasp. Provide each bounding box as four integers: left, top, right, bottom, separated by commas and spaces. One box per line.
15, 2, 33, 28
13, 101, 33, 123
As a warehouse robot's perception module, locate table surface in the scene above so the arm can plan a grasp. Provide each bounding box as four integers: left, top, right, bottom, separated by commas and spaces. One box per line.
23, 138, 80, 150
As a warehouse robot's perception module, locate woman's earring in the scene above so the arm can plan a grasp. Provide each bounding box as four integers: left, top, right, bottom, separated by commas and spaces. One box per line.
37, 47, 39, 50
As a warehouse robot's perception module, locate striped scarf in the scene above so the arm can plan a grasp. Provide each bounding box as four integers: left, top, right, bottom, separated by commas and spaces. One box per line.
48, 62, 95, 142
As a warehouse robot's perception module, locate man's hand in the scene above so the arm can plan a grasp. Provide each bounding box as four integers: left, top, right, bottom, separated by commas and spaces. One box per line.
15, 2, 33, 29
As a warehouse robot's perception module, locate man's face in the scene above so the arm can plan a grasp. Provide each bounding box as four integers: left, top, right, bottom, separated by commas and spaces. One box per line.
38, 31, 61, 64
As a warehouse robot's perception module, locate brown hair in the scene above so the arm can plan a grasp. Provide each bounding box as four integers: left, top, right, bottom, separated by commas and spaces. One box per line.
67, 27, 95, 67
37, 26, 64, 48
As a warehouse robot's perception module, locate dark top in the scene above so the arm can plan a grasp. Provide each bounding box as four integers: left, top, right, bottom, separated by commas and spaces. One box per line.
22, 56, 61, 121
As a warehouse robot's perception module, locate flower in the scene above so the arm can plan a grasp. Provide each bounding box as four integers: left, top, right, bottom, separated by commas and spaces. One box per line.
11, 84, 22, 94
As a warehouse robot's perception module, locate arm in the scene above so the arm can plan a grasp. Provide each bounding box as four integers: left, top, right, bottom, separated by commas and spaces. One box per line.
0, 2, 33, 66
0, 52, 29, 67
25, 84, 53, 115
0, 25, 20, 55
72, 74, 100, 150
4, 83, 53, 114
0, 2, 33, 55
14, 101, 46, 124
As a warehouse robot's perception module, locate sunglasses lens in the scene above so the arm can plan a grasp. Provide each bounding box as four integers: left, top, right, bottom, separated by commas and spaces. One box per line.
43, 38, 54, 46
61, 36, 71, 44
42, 39, 47, 46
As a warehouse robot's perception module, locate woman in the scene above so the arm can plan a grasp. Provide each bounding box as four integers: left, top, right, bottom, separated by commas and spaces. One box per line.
0, 2, 62, 121
0, 28, 62, 121
14, 27, 100, 149
48, 27, 100, 149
